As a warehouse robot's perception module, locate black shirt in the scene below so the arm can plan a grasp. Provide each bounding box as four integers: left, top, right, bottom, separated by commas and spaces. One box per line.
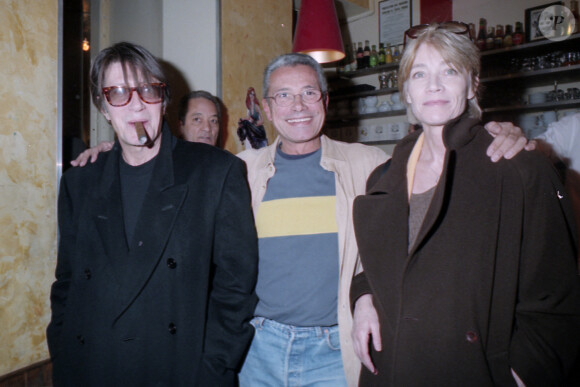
119, 155, 156, 248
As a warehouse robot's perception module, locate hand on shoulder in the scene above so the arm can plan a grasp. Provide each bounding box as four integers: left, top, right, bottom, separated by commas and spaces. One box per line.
70, 141, 114, 167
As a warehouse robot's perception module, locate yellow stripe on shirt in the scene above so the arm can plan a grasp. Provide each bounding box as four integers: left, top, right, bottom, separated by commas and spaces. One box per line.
256, 196, 337, 238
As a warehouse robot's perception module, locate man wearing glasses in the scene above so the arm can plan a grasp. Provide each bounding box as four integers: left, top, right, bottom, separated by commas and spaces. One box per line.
47, 42, 258, 386
237, 53, 531, 386
237, 53, 388, 387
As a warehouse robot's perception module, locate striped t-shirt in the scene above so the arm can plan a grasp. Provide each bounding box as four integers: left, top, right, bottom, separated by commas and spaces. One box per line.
254, 147, 339, 326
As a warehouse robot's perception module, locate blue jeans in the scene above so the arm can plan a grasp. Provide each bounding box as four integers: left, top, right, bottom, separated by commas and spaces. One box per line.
239, 317, 347, 387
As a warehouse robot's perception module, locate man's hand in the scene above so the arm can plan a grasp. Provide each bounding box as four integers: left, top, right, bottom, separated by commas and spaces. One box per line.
351, 294, 381, 375
70, 141, 114, 167
484, 121, 536, 162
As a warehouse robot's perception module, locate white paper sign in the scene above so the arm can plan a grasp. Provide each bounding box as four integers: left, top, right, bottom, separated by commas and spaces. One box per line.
379, 0, 411, 46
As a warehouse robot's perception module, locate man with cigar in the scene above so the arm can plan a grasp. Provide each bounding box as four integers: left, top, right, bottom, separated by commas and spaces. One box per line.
47, 42, 258, 386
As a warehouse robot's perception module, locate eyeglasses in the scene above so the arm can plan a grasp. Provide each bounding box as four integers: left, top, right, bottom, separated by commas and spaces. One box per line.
403, 21, 471, 47
266, 89, 324, 107
102, 83, 166, 107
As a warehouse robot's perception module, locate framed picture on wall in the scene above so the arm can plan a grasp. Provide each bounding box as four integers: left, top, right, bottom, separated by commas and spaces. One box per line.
379, 0, 412, 47
525, 1, 563, 42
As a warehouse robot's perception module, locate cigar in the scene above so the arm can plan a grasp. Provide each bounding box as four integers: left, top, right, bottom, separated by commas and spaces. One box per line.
135, 122, 153, 148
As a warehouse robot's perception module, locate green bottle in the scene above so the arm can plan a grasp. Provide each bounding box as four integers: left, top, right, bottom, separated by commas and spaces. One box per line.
378, 43, 386, 65
369, 45, 378, 67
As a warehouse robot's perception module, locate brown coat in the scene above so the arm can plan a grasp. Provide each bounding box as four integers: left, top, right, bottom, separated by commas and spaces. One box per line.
350, 115, 580, 387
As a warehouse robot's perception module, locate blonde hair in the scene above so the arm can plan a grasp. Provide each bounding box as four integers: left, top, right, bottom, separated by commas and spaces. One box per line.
398, 23, 481, 125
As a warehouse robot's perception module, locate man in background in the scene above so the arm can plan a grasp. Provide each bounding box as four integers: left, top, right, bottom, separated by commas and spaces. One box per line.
178, 90, 222, 146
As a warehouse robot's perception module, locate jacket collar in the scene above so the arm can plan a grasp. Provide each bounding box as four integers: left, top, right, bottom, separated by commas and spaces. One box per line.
320, 134, 349, 165
366, 130, 421, 196
97, 120, 175, 198
266, 134, 346, 168
442, 112, 481, 152
367, 112, 480, 196
266, 134, 346, 156
362, 113, 483, 257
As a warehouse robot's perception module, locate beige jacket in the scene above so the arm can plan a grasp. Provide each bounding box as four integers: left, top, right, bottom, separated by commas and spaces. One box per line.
238, 134, 388, 386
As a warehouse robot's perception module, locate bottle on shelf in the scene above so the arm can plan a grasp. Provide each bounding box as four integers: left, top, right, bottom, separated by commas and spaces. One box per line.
385, 43, 393, 64
356, 42, 364, 69
339, 43, 349, 72
494, 25, 504, 48
350, 43, 358, 71
363, 40, 371, 68
513, 21, 524, 45
370, 45, 378, 67
476, 18, 487, 51
345, 43, 353, 71
503, 24, 513, 47
378, 43, 386, 65
393, 45, 401, 62
485, 26, 495, 50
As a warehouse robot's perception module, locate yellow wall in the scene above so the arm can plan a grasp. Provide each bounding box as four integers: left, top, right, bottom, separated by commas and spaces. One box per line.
221, 0, 293, 154
0, 0, 58, 375
0, 0, 291, 376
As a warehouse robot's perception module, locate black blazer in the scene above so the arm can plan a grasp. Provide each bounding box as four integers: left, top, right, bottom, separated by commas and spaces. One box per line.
47, 126, 258, 386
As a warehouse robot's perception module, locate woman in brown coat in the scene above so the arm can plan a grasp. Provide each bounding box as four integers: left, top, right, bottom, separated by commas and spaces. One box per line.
350, 23, 580, 387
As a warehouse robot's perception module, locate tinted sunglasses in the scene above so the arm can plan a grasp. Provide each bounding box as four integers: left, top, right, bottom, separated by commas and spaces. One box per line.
102, 83, 166, 107
403, 21, 471, 47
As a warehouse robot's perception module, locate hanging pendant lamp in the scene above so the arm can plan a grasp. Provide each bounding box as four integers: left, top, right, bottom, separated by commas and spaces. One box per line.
292, 0, 345, 64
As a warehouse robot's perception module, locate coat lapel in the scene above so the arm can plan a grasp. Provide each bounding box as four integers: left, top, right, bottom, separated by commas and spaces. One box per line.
407, 115, 479, 257
407, 151, 453, 257
114, 130, 188, 321
93, 144, 130, 280
353, 142, 412, 332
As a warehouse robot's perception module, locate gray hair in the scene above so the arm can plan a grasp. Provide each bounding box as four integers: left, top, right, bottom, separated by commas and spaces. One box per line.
262, 53, 328, 98
398, 23, 481, 124
177, 90, 222, 124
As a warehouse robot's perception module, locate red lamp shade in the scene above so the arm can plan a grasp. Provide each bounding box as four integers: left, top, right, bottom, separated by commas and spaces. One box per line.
292, 0, 345, 64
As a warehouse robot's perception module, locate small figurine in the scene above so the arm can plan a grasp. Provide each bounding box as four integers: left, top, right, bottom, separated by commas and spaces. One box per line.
237, 87, 268, 149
